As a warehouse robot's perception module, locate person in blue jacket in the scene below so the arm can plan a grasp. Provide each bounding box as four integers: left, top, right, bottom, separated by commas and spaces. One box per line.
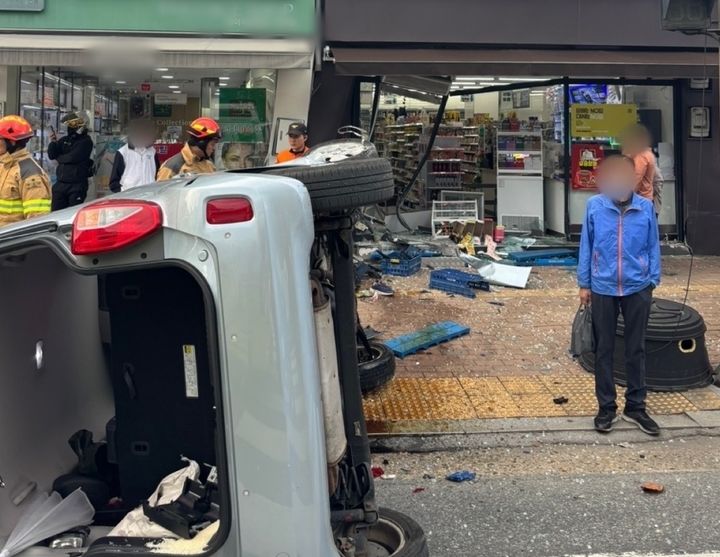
578, 154, 661, 435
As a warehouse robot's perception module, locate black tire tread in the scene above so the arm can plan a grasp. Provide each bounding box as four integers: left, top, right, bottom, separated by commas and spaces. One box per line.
267, 158, 395, 212
358, 342, 396, 394
375, 507, 429, 557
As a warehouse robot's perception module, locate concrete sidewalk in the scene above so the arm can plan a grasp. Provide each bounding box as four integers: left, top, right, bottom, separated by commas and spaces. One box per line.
358, 255, 720, 433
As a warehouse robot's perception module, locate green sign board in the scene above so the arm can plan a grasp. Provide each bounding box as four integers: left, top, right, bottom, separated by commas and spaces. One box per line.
0, 0, 315, 35
219, 88, 267, 143
152, 104, 172, 118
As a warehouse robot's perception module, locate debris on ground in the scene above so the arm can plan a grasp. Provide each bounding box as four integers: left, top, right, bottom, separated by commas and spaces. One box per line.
371, 466, 384, 479
371, 282, 395, 296
641, 481, 665, 494
446, 471, 477, 483
617, 442, 634, 449
429, 268, 490, 298
553, 396, 569, 405
412, 487, 426, 494
385, 321, 470, 358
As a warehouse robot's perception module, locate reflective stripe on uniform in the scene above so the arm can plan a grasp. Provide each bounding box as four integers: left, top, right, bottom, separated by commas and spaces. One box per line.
22, 199, 51, 214
0, 199, 23, 208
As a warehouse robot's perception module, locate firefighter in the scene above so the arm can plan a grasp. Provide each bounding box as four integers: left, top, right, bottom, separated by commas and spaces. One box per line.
276, 122, 309, 163
157, 117, 221, 181
0, 115, 51, 227
48, 112, 94, 210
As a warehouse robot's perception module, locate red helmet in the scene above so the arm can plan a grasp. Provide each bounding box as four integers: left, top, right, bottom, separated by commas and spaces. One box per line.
187, 117, 222, 140
0, 115, 34, 142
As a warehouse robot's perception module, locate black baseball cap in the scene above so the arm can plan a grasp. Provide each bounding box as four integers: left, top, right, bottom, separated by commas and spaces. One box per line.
287, 122, 308, 136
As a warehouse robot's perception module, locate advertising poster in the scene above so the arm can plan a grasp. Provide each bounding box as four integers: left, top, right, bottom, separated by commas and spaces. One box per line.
219, 88, 267, 143
570, 104, 637, 138
571, 143, 604, 190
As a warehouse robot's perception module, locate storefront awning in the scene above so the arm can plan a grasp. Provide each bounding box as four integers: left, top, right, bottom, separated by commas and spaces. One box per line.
0, 35, 314, 69
332, 47, 719, 79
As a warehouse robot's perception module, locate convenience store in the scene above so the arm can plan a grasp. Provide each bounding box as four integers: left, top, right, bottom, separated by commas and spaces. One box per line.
0, 0, 315, 196
312, 0, 720, 255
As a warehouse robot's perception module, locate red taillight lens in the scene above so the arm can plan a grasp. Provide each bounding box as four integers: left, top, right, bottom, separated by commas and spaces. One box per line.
206, 197, 254, 225
71, 200, 163, 255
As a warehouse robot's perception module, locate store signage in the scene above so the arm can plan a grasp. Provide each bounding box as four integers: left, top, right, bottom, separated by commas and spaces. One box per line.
154, 93, 187, 105
0, 0, 44, 11
219, 88, 267, 143
0, 0, 314, 36
570, 104, 638, 138
571, 143, 604, 191
140, 83, 151, 93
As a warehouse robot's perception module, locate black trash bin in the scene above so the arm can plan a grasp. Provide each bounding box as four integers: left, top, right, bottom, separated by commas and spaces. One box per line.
579, 298, 715, 391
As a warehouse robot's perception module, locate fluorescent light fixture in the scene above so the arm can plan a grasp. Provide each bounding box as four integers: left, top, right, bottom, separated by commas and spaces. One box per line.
219, 83, 228, 87
455, 77, 494, 81
161, 75, 174, 79
168, 85, 179, 89
115, 80, 126, 84
219, 76, 230, 81
21, 80, 32, 85
497, 77, 547, 82
173, 90, 183, 94
156, 68, 169, 72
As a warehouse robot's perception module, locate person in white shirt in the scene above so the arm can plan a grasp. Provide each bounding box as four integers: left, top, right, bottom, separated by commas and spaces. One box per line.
109, 119, 160, 192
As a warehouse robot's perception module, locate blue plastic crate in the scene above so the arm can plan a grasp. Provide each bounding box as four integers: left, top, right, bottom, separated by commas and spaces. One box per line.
381, 254, 422, 277
429, 277, 476, 298
429, 268, 490, 297
384, 320, 471, 358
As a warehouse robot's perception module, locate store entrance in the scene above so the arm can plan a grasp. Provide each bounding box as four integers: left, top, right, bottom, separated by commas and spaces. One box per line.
19, 66, 278, 199
368, 76, 681, 240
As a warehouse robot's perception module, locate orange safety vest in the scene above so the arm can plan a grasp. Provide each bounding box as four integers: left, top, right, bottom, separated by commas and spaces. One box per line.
276, 146, 310, 164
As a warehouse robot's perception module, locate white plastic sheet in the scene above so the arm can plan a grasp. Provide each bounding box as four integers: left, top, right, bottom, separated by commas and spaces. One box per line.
0, 490, 94, 557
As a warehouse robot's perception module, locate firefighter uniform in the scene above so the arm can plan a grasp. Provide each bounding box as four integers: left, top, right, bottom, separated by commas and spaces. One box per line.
0, 148, 52, 227
156, 144, 216, 181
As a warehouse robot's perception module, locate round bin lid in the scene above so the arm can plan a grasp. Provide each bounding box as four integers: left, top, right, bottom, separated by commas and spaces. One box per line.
617, 298, 706, 341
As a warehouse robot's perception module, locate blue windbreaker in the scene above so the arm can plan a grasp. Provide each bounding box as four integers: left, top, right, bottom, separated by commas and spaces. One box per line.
577, 193, 661, 297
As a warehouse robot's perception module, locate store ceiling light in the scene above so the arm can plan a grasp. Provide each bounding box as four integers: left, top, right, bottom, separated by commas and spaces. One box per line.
161, 75, 174, 79
172, 90, 183, 94
115, 80, 126, 84
454, 77, 494, 81
219, 83, 228, 87
219, 76, 230, 81
156, 68, 169, 72
168, 85, 179, 89
497, 77, 547, 82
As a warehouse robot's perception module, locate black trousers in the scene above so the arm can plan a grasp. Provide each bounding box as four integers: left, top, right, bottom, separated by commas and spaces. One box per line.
52, 180, 88, 211
591, 287, 653, 413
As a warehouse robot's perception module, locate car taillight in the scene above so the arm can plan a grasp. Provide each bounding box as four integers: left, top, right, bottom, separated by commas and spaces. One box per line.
71, 200, 163, 255
206, 197, 253, 225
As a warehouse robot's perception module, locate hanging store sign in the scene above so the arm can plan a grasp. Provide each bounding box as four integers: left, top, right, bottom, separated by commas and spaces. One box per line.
154, 93, 187, 105
0, 0, 44, 11
219, 88, 267, 143
571, 143, 604, 190
0, 0, 314, 35
570, 104, 637, 138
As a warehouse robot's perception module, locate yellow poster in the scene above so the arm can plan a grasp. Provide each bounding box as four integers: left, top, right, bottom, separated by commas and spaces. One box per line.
570, 104, 638, 138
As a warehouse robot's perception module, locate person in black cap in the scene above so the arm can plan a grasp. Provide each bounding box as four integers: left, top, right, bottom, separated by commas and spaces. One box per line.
276, 122, 309, 163
48, 112, 94, 210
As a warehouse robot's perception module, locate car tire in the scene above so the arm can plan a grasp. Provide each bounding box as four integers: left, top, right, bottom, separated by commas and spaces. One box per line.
365, 507, 430, 557
267, 158, 395, 213
358, 342, 396, 394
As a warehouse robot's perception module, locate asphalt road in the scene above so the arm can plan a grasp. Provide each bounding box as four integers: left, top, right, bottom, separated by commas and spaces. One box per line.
373, 436, 720, 557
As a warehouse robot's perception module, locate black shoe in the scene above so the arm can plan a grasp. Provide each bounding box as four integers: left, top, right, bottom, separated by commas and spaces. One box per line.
622, 410, 660, 436
594, 410, 619, 433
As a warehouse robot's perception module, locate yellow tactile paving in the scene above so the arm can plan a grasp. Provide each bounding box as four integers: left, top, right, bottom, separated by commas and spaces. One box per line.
363, 374, 720, 424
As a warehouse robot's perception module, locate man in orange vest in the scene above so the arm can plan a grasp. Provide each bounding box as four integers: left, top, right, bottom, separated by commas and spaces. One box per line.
276, 122, 309, 163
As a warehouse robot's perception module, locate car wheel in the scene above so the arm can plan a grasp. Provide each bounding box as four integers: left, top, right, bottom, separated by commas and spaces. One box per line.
267, 158, 394, 213
358, 342, 396, 394
364, 508, 429, 557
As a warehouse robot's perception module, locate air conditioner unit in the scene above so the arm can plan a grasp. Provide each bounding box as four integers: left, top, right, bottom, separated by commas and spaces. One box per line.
661, 0, 715, 31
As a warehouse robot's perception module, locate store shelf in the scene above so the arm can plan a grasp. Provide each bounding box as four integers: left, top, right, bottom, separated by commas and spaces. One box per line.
497, 169, 544, 175
497, 130, 543, 136
497, 150, 542, 155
